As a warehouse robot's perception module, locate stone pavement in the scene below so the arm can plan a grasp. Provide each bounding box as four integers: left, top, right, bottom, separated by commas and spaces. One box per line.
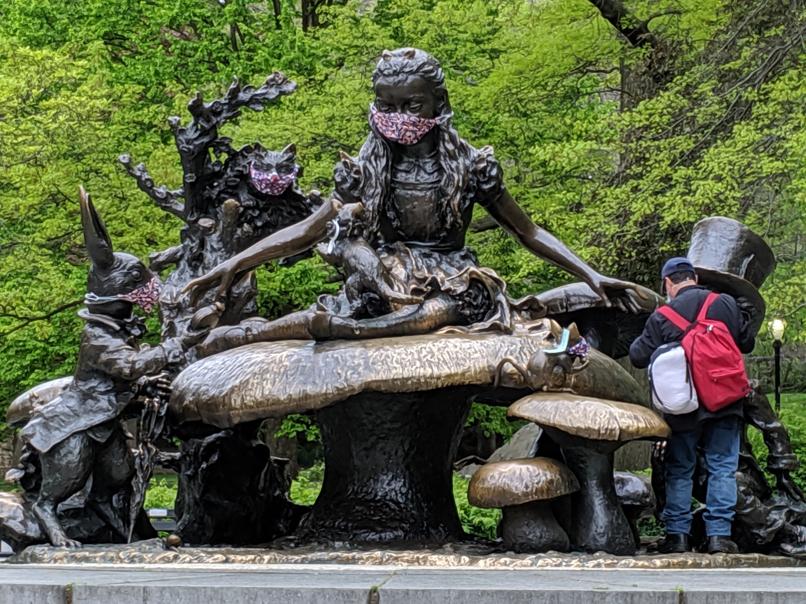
1, 563, 806, 603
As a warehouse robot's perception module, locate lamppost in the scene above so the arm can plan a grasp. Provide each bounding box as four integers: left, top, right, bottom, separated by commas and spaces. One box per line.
770, 318, 786, 413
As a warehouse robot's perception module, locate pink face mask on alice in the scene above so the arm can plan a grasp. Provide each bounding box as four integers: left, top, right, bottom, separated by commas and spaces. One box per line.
369, 104, 439, 145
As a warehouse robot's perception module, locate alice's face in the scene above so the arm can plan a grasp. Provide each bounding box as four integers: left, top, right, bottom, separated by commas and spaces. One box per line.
373, 75, 439, 118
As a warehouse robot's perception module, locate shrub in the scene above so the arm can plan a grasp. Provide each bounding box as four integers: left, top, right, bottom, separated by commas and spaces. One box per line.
144, 476, 177, 510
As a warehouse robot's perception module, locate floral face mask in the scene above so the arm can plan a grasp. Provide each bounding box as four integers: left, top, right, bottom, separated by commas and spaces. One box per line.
249, 163, 298, 196
85, 275, 162, 313
369, 104, 439, 145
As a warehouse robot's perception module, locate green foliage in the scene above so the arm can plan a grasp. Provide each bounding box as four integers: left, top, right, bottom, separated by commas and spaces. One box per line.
0, 0, 803, 441
746, 393, 806, 491
144, 476, 178, 510
452, 472, 501, 540
465, 403, 521, 440
637, 516, 665, 538
0, 478, 20, 493
275, 413, 321, 443
289, 462, 324, 506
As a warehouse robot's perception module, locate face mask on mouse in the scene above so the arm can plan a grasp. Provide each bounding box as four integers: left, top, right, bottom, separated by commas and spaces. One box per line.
369, 104, 439, 145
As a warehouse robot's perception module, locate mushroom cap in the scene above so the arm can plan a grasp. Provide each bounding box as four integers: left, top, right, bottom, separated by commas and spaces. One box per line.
468, 457, 580, 509
508, 393, 670, 442
171, 329, 645, 427
6, 376, 72, 427
614, 471, 656, 509
171, 333, 553, 426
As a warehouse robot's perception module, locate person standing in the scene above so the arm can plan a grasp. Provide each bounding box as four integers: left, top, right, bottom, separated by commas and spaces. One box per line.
630, 257, 755, 554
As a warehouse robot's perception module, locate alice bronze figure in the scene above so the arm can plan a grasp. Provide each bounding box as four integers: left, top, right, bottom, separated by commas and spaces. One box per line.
185, 48, 645, 354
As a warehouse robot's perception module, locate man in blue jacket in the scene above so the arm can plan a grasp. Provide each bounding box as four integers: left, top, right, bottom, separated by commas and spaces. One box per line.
630, 257, 755, 554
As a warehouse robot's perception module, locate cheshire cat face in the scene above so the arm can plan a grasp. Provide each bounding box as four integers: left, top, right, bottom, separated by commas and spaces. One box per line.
248, 143, 299, 196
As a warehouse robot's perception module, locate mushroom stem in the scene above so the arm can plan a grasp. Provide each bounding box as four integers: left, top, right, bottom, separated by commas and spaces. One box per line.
298, 389, 472, 543
502, 501, 570, 552
561, 444, 636, 555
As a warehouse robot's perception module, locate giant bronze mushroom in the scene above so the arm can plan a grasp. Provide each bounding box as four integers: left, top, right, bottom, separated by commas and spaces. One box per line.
171, 325, 649, 544
468, 458, 579, 552
508, 393, 669, 555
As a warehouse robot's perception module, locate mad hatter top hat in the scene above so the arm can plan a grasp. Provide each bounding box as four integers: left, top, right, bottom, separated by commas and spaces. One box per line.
687, 216, 776, 336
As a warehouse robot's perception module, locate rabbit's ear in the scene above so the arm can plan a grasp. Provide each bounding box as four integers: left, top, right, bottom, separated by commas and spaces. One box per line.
79, 186, 114, 271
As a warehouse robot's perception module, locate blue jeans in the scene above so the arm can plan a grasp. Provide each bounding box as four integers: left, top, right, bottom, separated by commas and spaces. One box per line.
662, 415, 741, 537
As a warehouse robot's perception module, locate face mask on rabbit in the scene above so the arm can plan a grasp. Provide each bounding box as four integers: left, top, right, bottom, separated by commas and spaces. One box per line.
79, 187, 162, 314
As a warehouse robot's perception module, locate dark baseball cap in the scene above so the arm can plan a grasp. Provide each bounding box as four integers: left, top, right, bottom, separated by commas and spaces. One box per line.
661, 256, 695, 280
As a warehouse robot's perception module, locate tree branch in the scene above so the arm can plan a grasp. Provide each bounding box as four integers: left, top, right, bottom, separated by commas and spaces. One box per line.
588, 0, 658, 48
118, 154, 186, 219
170, 72, 297, 220
0, 299, 83, 339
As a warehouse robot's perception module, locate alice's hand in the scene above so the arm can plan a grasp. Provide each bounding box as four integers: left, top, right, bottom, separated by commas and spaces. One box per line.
587, 272, 649, 314
183, 259, 238, 305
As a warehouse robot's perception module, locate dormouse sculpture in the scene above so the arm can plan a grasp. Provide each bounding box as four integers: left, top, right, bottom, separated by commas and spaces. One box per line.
9, 188, 211, 547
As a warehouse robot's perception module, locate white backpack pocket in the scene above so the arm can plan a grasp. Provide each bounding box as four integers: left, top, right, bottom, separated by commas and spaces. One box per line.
648, 343, 699, 415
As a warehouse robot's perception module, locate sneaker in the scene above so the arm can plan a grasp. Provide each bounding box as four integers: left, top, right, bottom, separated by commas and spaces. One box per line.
658, 533, 690, 553
707, 536, 739, 554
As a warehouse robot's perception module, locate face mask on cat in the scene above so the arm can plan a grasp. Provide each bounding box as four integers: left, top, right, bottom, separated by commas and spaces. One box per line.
249, 162, 298, 196
85, 275, 162, 313
369, 104, 441, 145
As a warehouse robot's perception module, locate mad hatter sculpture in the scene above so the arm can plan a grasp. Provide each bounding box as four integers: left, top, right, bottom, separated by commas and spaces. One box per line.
688, 216, 775, 337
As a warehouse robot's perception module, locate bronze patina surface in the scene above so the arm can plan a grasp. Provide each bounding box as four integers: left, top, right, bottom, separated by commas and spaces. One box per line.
468, 458, 579, 508
11, 539, 803, 569
170, 331, 646, 427
509, 393, 670, 442
5, 376, 72, 427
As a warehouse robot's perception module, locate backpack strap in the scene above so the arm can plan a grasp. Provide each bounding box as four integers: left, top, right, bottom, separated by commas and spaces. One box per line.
656, 304, 690, 332
697, 291, 720, 322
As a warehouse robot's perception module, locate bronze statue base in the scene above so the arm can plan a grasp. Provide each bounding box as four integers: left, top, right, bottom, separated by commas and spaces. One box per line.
10, 538, 803, 568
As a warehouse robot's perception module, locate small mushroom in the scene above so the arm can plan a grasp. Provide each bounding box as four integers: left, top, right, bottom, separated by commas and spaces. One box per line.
468, 458, 579, 552
614, 471, 657, 546
6, 376, 72, 427
165, 533, 183, 548
508, 393, 669, 555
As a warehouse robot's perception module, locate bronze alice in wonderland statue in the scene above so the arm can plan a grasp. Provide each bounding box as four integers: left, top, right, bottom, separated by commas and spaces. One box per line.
185, 48, 645, 354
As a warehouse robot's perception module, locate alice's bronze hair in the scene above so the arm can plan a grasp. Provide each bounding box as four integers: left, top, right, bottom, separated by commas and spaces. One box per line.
358, 48, 475, 237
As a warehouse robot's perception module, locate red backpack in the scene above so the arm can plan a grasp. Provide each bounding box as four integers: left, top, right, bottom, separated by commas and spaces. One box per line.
657, 292, 751, 412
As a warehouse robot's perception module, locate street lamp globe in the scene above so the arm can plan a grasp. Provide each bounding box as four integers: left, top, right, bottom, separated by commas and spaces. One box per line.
770, 318, 786, 341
